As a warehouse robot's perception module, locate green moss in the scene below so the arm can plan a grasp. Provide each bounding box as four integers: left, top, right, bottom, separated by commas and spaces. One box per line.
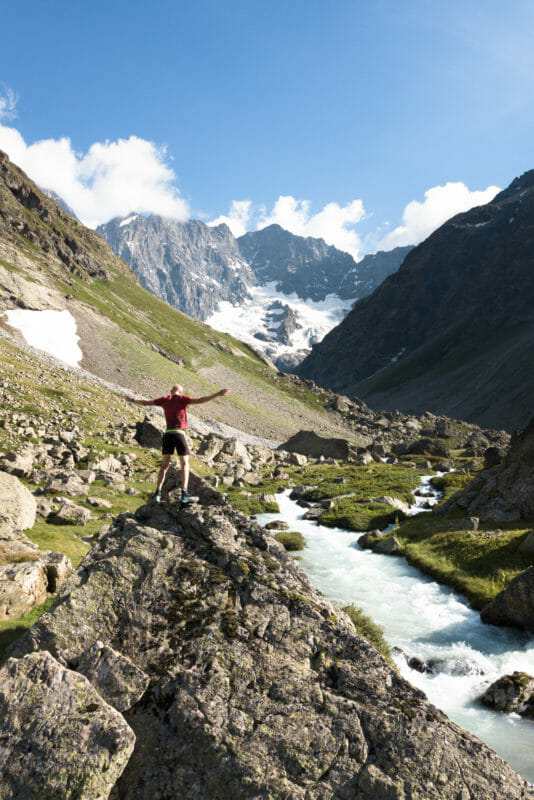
274, 530, 306, 551
225, 489, 279, 515
303, 462, 421, 505
0, 597, 56, 665
341, 603, 393, 663
319, 498, 406, 532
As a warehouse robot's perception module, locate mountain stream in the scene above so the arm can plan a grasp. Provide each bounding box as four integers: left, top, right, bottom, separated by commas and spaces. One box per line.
257, 478, 534, 783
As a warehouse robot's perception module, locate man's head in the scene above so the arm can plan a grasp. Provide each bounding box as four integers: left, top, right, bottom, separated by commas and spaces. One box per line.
170, 384, 183, 395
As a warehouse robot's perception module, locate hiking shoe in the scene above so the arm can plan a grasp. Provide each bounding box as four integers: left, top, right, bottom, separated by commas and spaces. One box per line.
180, 489, 198, 504
154, 493, 161, 503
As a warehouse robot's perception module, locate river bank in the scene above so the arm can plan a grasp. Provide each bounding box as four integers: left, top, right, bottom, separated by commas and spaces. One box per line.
257, 489, 534, 784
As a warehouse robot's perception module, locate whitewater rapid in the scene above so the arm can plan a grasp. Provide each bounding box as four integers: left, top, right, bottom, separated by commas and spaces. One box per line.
257, 484, 534, 784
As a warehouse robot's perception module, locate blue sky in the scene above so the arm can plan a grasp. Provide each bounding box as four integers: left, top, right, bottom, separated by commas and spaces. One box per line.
1, 0, 533, 256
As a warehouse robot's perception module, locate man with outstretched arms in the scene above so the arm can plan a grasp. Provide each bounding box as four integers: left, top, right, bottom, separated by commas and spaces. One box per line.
127, 384, 229, 502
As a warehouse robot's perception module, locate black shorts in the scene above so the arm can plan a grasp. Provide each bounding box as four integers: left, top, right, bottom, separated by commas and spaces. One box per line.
162, 431, 190, 456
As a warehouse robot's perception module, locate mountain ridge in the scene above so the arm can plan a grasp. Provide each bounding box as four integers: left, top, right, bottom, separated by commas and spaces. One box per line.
97, 213, 411, 368
297, 168, 534, 431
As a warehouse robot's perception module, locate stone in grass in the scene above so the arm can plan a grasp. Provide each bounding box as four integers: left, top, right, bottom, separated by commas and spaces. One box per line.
49, 501, 91, 526
0, 651, 135, 800
264, 520, 289, 531
87, 496, 113, 508
274, 530, 306, 551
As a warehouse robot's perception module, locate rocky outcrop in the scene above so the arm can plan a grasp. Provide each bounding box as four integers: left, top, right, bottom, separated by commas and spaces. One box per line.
0, 470, 36, 535
0, 471, 39, 567
134, 417, 164, 448
480, 565, 534, 632
0, 651, 135, 799
6, 485, 534, 799
481, 671, 534, 717
439, 416, 534, 521
0, 149, 124, 283
297, 169, 534, 431
0, 552, 72, 619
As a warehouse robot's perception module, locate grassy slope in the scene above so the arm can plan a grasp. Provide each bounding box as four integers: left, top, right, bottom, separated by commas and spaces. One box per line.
0, 216, 355, 442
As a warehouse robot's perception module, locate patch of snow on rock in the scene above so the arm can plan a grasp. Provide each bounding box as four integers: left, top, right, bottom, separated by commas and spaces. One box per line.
206, 281, 352, 368
120, 214, 139, 227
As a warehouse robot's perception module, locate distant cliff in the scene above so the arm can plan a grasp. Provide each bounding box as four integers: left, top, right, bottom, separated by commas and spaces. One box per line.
97, 215, 254, 319
297, 169, 534, 431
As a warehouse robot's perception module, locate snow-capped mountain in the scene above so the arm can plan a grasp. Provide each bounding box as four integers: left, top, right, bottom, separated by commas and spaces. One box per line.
97, 215, 411, 369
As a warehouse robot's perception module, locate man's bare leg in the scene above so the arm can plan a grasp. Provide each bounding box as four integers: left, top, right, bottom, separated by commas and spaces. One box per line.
156, 454, 172, 495
180, 455, 190, 493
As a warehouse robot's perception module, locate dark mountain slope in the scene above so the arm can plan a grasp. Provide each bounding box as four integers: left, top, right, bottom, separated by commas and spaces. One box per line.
297, 170, 534, 431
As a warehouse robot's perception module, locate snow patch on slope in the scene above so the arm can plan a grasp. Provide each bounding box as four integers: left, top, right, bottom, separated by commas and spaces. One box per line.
4, 309, 83, 367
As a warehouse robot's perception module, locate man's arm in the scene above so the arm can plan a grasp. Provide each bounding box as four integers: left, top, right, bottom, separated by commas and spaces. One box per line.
126, 396, 160, 406
189, 388, 229, 405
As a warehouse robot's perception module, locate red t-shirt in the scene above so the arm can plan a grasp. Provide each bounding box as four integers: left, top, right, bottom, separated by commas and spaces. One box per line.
153, 394, 192, 430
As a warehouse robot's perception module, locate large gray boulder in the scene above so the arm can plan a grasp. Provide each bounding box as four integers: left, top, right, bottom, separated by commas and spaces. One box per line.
134, 417, 163, 449
481, 671, 534, 716
480, 565, 534, 633
0, 471, 38, 563
0, 651, 135, 799
279, 429, 358, 460
439, 416, 534, 521
0, 552, 72, 619
0, 470, 36, 534
0, 560, 48, 618
0, 444, 35, 477
8, 485, 533, 799
44, 470, 90, 496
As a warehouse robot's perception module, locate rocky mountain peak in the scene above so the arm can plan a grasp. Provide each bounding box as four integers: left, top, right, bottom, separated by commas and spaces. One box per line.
0, 149, 128, 284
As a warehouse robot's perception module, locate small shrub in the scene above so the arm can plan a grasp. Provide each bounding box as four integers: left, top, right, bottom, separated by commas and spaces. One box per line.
342, 603, 393, 663
275, 530, 306, 551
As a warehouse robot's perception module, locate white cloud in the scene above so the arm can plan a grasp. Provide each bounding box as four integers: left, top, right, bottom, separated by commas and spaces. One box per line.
208, 200, 252, 237
259, 196, 365, 258
0, 87, 18, 121
0, 124, 189, 228
207, 195, 366, 256
378, 181, 500, 250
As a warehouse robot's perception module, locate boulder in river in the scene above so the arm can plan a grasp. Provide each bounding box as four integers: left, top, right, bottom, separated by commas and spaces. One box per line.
481, 671, 534, 717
